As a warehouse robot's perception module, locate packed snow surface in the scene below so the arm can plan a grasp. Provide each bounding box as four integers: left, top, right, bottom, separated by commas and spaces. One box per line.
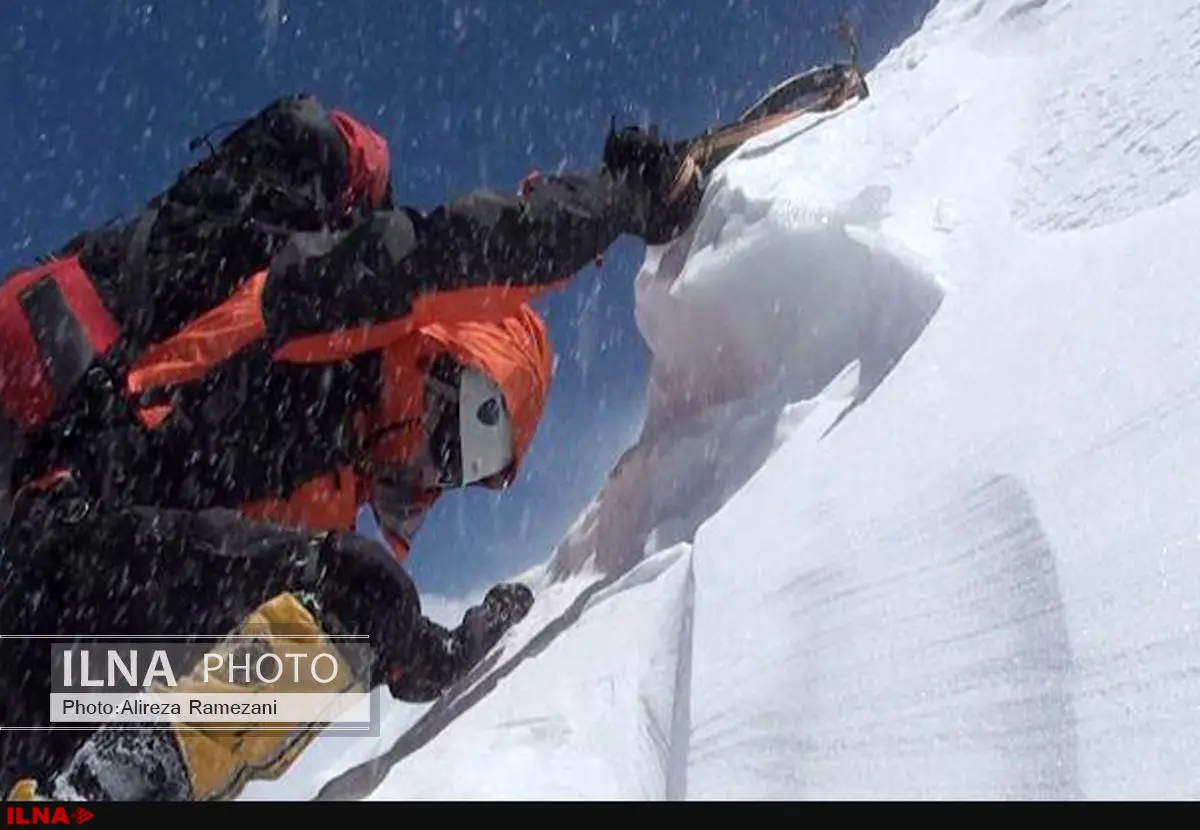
244, 0, 1200, 800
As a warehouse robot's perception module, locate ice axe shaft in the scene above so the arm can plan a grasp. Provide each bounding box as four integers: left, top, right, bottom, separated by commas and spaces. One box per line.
667, 21, 869, 205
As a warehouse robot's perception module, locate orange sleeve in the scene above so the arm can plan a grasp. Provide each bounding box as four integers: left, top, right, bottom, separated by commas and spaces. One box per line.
269, 282, 559, 364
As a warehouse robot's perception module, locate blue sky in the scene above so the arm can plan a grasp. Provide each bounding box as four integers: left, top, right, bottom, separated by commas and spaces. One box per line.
0, 0, 934, 597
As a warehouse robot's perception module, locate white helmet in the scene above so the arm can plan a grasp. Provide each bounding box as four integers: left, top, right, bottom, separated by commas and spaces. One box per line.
419, 357, 514, 489
372, 358, 515, 548
454, 365, 514, 486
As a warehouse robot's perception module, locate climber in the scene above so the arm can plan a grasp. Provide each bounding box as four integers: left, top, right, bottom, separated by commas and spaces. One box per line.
0, 93, 704, 800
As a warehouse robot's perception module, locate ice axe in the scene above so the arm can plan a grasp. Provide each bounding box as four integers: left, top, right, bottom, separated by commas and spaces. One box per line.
666, 19, 870, 206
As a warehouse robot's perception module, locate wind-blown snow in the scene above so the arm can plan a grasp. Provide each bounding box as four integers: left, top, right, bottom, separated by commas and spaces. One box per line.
247, 0, 1200, 800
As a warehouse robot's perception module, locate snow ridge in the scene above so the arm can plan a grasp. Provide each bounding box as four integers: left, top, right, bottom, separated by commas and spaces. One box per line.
664, 554, 694, 801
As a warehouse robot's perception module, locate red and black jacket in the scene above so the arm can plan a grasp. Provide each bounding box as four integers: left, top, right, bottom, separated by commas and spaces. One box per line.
0, 94, 635, 541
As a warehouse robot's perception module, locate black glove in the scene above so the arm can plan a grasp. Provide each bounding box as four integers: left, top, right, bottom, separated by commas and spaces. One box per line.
382, 581, 534, 701
458, 582, 534, 663
603, 123, 704, 246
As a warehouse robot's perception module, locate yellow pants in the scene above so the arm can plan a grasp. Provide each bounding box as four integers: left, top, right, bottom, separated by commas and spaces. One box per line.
171, 592, 368, 800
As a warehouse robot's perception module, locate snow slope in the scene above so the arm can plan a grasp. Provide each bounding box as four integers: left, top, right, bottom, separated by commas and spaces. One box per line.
248, 0, 1200, 799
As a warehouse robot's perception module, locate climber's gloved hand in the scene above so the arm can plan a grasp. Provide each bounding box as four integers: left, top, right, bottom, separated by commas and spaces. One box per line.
603, 123, 704, 246
458, 582, 534, 663
382, 582, 534, 702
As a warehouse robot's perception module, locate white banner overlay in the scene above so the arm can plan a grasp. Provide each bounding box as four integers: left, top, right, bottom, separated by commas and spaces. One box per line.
50, 692, 373, 724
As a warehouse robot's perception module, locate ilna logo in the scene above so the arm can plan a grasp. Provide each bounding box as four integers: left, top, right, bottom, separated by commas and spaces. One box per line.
5, 806, 94, 825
